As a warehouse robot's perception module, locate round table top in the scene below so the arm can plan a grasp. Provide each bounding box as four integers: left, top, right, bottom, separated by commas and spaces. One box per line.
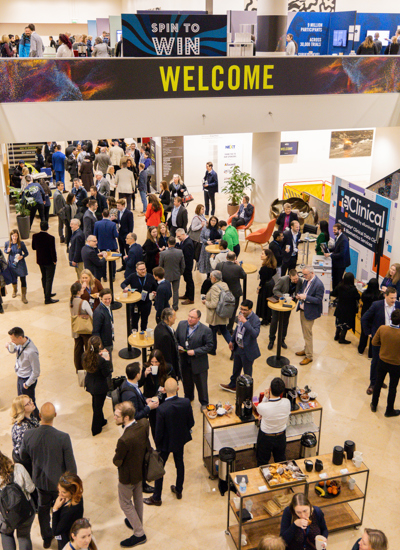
300, 237, 317, 243
241, 263, 258, 275
105, 253, 122, 262
268, 299, 296, 312
206, 244, 221, 254
128, 333, 155, 349
115, 291, 142, 304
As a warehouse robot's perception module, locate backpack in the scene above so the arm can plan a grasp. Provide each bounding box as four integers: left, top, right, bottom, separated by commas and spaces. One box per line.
215, 284, 236, 319
110, 376, 126, 410
0, 474, 34, 534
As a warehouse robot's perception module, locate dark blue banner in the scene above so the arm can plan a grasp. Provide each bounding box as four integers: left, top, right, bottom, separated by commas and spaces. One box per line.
287, 12, 331, 55
122, 14, 227, 57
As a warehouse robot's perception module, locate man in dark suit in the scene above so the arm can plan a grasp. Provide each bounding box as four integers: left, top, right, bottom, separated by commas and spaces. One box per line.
32, 221, 58, 305
120, 363, 159, 421
281, 220, 301, 276
81, 235, 107, 281
53, 181, 67, 242
362, 287, 400, 395
121, 262, 158, 331
82, 199, 98, 239
89, 186, 108, 220
71, 178, 87, 208
220, 299, 261, 392
231, 195, 254, 228
69, 218, 85, 277
159, 236, 185, 311
113, 401, 149, 548
144, 378, 194, 506
216, 252, 246, 333
154, 308, 180, 376
269, 231, 284, 271
295, 266, 325, 365
94, 209, 119, 279
276, 203, 299, 232
116, 198, 134, 271
152, 267, 172, 324
324, 223, 351, 290
176, 229, 194, 305
168, 197, 188, 237
203, 161, 218, 216
268, 270, 302, 350
175, 309, 214, 410
123, 233, 143, 278
92, 289, 114, 361
20, 402, 77, 548
24, 180, 46, 228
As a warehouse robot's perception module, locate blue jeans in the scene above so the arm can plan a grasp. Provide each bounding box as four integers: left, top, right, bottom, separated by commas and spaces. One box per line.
210, 325, 231, 352
139, 190, 147, 212
55, 170, 65, 188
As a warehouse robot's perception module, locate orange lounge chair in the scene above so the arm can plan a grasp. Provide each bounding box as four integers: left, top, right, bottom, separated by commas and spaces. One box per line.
227, 209, 255, 249
245, 218, 276, 251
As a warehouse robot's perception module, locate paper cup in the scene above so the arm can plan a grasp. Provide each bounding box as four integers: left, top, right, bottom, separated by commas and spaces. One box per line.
348, 478, 356, 490
151, 364, 159, 375
8, 343, 16, 353
315, 535, 326, 550
233, 497, 240, 510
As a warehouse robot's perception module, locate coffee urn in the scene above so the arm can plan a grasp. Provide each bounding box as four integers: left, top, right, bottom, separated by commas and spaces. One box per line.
235, 375, 253, 418
281, 365, 299, 411
300, 432, 317, 458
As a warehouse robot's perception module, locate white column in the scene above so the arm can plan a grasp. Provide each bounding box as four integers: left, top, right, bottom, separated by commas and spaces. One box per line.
251, 132, 281, 224
0, 145, 11, 246
256, 0, 288, 56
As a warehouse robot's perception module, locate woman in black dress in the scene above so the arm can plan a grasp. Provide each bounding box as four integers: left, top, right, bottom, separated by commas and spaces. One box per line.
52, 473, 84, 550
331, 272, 360, 344
142, 226, 160, 272
256, 248, 277, 325
358, 278, 382, 356
82, 336, 112, 436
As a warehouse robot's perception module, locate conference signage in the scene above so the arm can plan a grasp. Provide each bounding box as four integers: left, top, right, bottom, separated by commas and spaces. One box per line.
2, 56, 400, 103
336, 186, 387, 252
162, 136, 184, 182
121, 14, 227, 57
280, 142, 299, 155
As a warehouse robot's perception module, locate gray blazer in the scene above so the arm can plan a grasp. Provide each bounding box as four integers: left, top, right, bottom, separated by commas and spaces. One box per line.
216, 261, 246, 298
273, 275, 303, 298
175, 321, 214, 375
20, 425, 77, 492
159, 247, 185, 282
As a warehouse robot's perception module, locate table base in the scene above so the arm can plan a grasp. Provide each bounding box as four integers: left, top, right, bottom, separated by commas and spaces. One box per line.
266, 355, 290, 368
111, 302, 122, 311
119, 347, 141, 360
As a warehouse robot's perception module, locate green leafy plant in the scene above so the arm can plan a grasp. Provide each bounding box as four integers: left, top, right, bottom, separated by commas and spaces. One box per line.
9, 186, 37, 217
222, 166, 255, 206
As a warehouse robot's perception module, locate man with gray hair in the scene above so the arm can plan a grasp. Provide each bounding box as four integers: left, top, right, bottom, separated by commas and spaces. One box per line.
95, 170, 110, 197
202, 271, 232, 353
295, 265, 324, 365
69, 218, 85, 277
94, 146, 111, 175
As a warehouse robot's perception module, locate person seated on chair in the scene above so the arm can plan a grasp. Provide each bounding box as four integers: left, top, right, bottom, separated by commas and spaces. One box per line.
276, 203, 298, 232
231, 195, 254, 229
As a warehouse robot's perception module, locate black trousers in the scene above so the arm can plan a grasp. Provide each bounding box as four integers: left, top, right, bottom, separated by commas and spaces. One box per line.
204, 191, 216, 216
372, 359, 400, 414
233, 244, 240, 258
181, 364, 208, 406
358, 327, 372, 356
131, 301, 152, 331
229, 348, 254, 387
91, 393, 107, 436
232, 217, 246, 229
29, 203, 45, 227
153, 448, 185, 500
37, 488, 58, 541
332, 267, 346, 291
269, 310, 292, 342
119, 192, 133, 211
183, 268, 195, 301
370, 344, 381, 386
281, 255, 297, 277
227, 296, 240, 332
39, 264, 56, 302
256, 430, 287, 466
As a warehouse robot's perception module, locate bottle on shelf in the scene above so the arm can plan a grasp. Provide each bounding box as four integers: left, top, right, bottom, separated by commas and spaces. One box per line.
239, 478, 247, 494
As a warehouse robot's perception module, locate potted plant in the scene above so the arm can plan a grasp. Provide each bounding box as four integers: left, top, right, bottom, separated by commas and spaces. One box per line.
9, 187, 36, 239
222, 165, 255, 217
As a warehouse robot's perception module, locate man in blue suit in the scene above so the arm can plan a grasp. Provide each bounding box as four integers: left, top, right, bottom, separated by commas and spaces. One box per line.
116, 198, 134, 271
295, 266, 324, 365
203, 161, 218, 216
51, 145, 66, 189
94, 209, 119, 280
220, 299, 261, 392
124, 233, 143, 278
361, 287, 400, 395
324, 223, 351, 290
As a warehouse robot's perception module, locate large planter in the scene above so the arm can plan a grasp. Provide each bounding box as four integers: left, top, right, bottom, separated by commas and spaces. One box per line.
227, 204, 240, 217
17, 215, 30, 240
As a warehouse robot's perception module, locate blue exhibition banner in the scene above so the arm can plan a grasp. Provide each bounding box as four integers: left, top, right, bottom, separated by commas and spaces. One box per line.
287, 12, 331, 55
121, 14, 227, 57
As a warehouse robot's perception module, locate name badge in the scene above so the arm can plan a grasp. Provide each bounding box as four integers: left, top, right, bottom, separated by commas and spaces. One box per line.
141, 290, 148, 301
134, 306, 139, 314
237, 333, 243, 343
185, 340, 189, 349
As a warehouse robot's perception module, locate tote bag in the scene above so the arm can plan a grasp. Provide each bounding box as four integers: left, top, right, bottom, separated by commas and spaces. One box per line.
71, 301, 93, 334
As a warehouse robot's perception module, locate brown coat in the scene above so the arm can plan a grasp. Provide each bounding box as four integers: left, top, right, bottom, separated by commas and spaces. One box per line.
113, 418, 149, 485
77, 278, 103, 310
205, 281, 230, 326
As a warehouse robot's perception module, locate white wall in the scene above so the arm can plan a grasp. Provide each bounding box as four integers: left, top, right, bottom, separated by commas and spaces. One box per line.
279, 129, 374, 197
213, 0, 245, 14
335, 0, 400, 13
121, 0, 205, 12
370, 127, 400, 184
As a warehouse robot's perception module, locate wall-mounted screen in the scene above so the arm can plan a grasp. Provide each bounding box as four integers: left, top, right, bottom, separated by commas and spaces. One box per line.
333, 30, 347, 47
367, 30, 390, 44
116, 30, 122, 43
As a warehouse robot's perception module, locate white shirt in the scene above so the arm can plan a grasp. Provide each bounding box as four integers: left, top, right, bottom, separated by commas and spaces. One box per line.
291, 230, 299, 255
257, 397, 291, 434
385, 302, 395, 326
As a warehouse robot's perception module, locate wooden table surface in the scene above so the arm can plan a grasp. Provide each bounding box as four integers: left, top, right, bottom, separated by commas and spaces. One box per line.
115, 291, 142, 304
206, 244, 221, 254
128, 333, 155, 349
242, 263, 257, 275
105, 253, 121, 262
267, 299, 296, 312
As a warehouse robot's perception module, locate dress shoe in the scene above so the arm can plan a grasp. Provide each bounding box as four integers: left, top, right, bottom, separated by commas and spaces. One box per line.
0, 305, 4, 314
179, 295, 187, 300
116, 267, 125, 272
268, 341, 274, 351
142, 482, 154, 494
143, 496, 162, 506
45, 299, 59, 304
296, 350, 306, 356
299, 357, 312, 365
120, 534, 147, 547
281, 341, 287, 349
171, 485, 182, 499
219, 384, 236, 393
182, 300, 194, 305
103, 277, 108, 282
366, 385, 374, 395
385, 409, 400, 417
382, 383, 388, 389
51, 293, 56, 297
43, 538, 53, 549
370, 403, 377, 412
102, 419, 108, 427
60, 237, 65, 243
125, 518, 133, 529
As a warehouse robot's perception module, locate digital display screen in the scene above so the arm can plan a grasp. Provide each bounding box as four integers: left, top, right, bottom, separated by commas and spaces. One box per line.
333, 30, 347, 47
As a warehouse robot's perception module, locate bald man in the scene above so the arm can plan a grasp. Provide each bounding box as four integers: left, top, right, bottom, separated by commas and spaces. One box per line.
20, 402, 77, 548
144, 378, 194, 506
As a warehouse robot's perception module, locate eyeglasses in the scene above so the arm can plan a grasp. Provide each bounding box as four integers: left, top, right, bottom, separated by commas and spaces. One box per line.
24, 400, 33, 407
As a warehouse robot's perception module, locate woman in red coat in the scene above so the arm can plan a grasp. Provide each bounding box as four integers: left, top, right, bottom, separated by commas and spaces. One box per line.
145, 194, 163, 227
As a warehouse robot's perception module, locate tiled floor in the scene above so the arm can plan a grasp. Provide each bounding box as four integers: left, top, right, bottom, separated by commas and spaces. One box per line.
0, 191, 396, 549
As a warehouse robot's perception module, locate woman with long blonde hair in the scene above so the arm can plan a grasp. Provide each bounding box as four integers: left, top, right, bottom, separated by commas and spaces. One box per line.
10, 394, 39, 463
78, 269, 103, 310
381, 263, 400, 298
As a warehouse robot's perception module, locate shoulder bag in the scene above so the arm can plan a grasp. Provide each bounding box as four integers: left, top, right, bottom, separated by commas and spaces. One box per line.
144, 441, 165, 482
71, 300, 93, 334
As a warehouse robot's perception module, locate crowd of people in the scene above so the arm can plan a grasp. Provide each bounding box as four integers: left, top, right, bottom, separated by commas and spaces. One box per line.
0, 141, 394, 549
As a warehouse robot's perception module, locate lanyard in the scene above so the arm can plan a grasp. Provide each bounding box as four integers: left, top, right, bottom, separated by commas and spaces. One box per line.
187, 324, 199, 339
102, 303, 113, 321
17, 339, 30, 359
138, 276, 147, 289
